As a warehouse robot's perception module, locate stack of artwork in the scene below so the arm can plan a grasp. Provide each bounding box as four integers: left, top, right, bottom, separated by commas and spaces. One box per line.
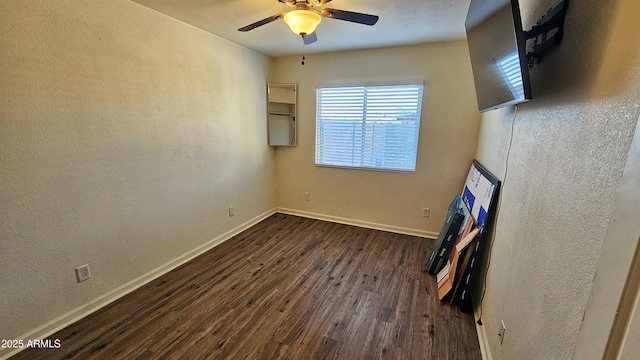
427, 160, 501, 310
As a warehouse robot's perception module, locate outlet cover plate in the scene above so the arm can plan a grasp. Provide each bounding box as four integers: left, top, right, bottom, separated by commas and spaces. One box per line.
76, 264, 91, 282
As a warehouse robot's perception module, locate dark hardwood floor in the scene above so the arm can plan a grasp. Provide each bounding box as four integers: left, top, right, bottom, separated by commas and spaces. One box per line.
11, 214, 481, 360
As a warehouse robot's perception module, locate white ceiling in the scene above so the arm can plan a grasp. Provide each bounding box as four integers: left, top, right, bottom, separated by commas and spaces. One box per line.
131, 0, 472, 57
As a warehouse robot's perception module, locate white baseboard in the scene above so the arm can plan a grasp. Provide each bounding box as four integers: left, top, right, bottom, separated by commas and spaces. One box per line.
0, 208, 276, 360
474, 301, 493, 360
276, 207, 438, 239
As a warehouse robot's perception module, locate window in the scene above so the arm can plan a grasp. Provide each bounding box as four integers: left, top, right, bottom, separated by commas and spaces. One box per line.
315, 83, 424, 172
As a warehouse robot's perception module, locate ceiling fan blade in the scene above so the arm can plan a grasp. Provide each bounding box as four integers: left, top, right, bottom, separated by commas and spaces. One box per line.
320, 8, 379, 25
311, 0, 333, 5
303, 31, 317, 45
238, 13, 285, 32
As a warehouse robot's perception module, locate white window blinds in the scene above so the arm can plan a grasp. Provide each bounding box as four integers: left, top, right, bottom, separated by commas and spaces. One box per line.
315, 84, 424, 172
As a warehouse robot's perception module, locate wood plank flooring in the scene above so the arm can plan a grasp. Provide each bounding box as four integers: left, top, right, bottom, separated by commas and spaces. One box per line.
11, 214, 481, 360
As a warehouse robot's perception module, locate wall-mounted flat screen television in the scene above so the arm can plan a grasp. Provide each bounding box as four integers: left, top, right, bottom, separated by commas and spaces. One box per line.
466, 0, 532, 112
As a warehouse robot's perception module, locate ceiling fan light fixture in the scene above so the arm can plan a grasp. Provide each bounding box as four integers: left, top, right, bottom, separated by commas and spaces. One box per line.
284, 10, 321, 36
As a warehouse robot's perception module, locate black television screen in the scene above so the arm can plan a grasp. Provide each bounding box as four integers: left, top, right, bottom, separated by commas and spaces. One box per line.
465, 0, 531, 112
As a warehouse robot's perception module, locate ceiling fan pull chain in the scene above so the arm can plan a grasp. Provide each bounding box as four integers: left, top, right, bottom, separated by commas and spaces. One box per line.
301, 37, 306, 65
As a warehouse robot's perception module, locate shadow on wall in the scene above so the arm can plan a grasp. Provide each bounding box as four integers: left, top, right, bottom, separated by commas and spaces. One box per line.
524, 0, 639, 102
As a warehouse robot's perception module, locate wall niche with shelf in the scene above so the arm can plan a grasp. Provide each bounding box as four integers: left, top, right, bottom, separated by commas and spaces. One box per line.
267, 83, 296, 146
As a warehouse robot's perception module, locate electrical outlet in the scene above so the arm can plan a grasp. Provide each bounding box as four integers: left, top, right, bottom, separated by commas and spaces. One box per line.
498, 320, 506, 345
76, 264, 91, 282
304, 192, 310, 201
423, 208, 430, 217
229, 205, 235, 217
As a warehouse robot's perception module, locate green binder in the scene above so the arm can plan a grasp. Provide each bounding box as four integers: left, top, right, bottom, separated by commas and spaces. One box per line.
427, 197, 465, 275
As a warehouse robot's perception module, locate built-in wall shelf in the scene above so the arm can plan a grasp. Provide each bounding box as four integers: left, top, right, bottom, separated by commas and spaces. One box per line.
267, 83, 296, 147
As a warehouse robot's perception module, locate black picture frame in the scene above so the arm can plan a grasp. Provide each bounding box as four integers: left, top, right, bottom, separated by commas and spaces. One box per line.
451, 160, 501, 312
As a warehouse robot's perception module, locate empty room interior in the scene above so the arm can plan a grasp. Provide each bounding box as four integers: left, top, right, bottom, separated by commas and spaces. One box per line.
1, 0, 639, 359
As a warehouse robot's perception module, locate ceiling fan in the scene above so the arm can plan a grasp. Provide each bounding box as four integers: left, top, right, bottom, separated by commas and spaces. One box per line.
238, 0, 379, 45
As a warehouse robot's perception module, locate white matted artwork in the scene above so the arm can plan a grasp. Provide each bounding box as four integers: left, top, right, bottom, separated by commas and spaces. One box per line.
461, 160, 499, 227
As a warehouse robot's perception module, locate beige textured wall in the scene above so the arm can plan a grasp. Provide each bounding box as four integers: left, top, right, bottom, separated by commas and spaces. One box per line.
474, 0, 640, 358
272, 42, 481, 236
0, 0, 275, 344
